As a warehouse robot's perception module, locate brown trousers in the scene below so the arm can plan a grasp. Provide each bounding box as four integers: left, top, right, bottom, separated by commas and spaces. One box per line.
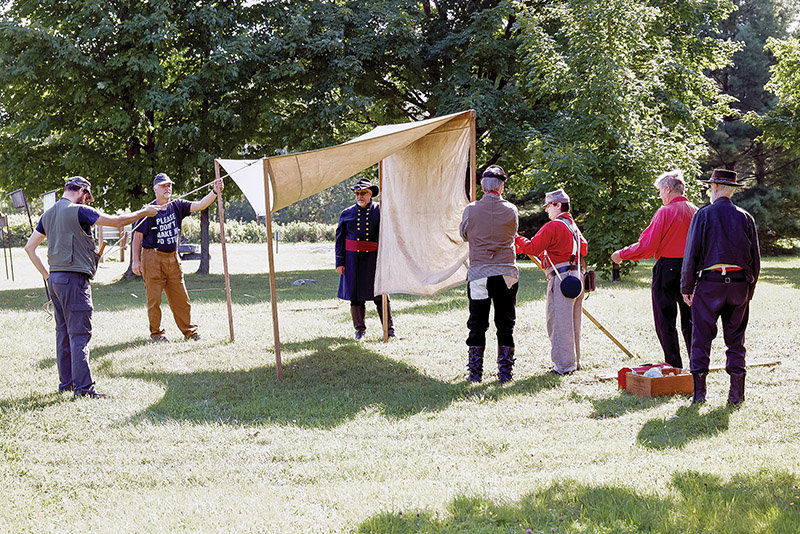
141, 248, 197, 339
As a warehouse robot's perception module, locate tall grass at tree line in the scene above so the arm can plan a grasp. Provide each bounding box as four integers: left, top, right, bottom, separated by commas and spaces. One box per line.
1, 244, 799, 533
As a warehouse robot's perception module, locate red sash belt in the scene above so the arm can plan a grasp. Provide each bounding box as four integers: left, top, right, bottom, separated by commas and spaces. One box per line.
345, 239, 378, 252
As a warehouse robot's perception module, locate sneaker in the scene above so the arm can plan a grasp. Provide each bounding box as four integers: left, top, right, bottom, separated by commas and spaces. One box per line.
150, 335, 168, 342
74, 390, 110, 399
186, 334, 201, 341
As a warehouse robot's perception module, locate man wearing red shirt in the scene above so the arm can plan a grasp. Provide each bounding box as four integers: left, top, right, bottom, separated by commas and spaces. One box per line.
611, 169, 697, 368
515, 189, 588, 375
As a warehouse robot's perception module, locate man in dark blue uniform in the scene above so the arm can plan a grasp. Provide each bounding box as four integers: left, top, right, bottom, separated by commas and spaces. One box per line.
681, 169, 760, 405
335, 178, 394, 340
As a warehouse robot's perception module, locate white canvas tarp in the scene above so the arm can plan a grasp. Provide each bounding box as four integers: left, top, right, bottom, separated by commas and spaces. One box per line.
218, 110, 473, 296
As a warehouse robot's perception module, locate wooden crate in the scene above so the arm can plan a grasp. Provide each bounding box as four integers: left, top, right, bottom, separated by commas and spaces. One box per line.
625, 368, 693, 397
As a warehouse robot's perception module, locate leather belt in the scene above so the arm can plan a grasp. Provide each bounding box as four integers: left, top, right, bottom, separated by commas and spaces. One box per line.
548, 264, 578, 278
700, 271, 747, 283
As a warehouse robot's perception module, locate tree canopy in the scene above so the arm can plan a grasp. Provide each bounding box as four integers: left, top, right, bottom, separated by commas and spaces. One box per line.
513, 0, 738, 266
705, 0, 800, 253
3, 0, 797, 266
0, 0, 262, 210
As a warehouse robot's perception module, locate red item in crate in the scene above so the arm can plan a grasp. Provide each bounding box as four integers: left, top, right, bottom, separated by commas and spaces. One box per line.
617, 363, 675, 389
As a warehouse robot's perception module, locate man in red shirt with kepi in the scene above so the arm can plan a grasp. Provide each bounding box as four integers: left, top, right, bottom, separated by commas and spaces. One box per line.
515, 189, 588, 375
611, 169, 697, 369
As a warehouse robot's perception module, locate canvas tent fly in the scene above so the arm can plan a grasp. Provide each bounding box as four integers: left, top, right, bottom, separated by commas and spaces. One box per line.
217, 110, 477, 378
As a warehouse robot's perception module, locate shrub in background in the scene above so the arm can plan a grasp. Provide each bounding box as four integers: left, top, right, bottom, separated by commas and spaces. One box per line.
180, 218, 334, 244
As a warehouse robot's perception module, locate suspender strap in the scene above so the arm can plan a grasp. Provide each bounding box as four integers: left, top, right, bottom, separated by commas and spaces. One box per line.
555, 216, 582, 266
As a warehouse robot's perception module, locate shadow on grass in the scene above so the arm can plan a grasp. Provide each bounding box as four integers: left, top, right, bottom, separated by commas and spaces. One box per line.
637, 404, 732, 450
36, 339, 150, 371
577, 389, 675, 419
0, 391, 66, 414
760, 265, 800, 290
110, 337, 559, 428
354, 469, 800, 533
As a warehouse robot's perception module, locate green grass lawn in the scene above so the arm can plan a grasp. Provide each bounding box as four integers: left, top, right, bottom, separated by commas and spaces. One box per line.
1, 244, 799, 533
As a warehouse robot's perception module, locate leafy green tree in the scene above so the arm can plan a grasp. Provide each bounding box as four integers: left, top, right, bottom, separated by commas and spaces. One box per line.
0, 0, 263, 272
513, 0, 739, 268
706, 0, 800, 253
757, 36, 800, 151
247, 0, 534, 174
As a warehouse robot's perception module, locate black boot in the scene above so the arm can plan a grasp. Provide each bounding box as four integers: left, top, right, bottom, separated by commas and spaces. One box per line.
728, 372, 745, 405
497, 346, 515, 384
350, 303, 366, 340
467, 347, 485, 382
691, 372, 707, 404
375, 296, 395, 337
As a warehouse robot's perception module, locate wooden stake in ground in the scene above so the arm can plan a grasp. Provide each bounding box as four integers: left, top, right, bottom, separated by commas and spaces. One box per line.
379, 160, 389, 343
215, 160, 235, 343
263, 158, 282, 380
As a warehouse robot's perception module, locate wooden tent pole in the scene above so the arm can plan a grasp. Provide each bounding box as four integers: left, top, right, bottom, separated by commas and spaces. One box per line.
469, 110, 477, 201
263, 158, 282, 379
214, 160, 235, 342
379, 160, 389, 343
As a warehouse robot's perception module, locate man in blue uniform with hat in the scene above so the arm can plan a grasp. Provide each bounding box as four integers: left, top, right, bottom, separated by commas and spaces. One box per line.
335, 177, 395, 340
681, 168, 760, 405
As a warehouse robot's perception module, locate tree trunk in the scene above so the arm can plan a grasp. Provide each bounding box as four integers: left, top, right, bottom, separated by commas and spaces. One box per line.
197, 209, 210, 274
125, 237, 137, 279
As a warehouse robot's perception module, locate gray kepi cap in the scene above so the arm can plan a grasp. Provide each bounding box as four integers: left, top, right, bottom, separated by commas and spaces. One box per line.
543, 188, 570, 207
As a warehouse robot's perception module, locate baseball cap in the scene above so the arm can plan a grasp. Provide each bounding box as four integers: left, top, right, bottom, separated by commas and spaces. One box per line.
153, 173, 174, 187
65, 176, 94, 202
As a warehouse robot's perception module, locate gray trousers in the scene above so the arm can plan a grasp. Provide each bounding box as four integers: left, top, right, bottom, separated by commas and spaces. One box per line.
545, 265, 584, 373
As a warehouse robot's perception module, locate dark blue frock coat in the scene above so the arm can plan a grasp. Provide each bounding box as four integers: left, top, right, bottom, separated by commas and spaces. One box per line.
335, 201, 381, 302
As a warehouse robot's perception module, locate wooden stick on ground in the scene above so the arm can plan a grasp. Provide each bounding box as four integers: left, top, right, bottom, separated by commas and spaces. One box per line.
526, 253, 639, 359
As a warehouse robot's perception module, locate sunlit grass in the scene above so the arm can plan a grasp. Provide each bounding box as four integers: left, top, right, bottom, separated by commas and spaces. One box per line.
1, 245, 798, 533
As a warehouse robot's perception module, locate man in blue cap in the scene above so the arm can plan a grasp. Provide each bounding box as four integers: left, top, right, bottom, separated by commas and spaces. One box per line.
131, 172, 223, 342
681, 168, 760, 405
25, 176, 163, 398
335, 177, 394, 340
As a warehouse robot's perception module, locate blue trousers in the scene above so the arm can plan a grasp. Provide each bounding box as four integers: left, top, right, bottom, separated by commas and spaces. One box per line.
690, 276, 750, 376
49, 272, 95, 393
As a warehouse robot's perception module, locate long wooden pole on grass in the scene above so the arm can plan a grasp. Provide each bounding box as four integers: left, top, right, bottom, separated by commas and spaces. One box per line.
525, 253, 638, 359
214, 160, 235, 342
263, 158, 283, 379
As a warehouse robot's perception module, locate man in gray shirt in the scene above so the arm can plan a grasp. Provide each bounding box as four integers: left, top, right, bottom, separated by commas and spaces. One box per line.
459, 165, 519, 383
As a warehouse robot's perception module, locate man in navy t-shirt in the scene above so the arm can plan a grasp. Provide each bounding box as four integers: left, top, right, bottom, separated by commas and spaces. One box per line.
131, 173, 223, 342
